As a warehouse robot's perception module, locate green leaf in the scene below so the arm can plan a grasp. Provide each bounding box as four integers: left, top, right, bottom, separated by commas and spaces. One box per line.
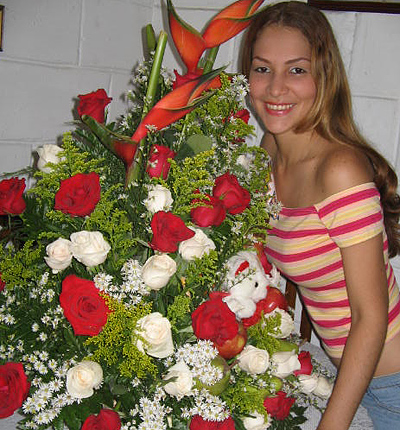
146, 24, 156, 53
175, 134, 213, 160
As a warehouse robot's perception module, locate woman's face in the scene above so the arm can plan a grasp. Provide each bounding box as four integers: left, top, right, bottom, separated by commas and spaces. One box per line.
249, 25, 317, 137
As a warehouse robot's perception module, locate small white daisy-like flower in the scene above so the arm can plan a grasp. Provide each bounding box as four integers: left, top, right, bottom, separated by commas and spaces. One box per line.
38, 351, 49, 361
3, 314, 16, 324
38, 332, 48, 341
48, 359, 58, 371
41, 315, 51, 324
32, 377, 42, 387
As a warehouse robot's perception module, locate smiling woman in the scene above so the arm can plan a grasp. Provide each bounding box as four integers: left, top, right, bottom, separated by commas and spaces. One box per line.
242, 2, 400, 429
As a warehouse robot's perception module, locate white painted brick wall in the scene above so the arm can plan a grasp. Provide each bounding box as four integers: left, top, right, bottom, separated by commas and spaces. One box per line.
1, 3, 400, 426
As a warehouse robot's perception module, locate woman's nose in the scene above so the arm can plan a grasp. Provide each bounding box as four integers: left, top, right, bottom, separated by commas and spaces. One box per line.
268, 73, 288, 97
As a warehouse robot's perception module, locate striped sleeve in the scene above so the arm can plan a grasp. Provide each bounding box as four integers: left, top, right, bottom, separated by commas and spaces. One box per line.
315, 182, 383, 248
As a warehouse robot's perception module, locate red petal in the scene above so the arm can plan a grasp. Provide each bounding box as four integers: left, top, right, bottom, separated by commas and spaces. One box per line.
112, 141, 138, 166
203, 0, 264, 48
167, 0, 206, 72
131, 74, 221, 142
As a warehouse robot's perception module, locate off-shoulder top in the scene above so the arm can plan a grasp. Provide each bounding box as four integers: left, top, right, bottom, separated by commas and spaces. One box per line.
265, 182, 400, 358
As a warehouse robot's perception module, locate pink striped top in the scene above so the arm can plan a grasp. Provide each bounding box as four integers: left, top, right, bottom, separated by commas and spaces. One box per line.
265, 182, 400, 358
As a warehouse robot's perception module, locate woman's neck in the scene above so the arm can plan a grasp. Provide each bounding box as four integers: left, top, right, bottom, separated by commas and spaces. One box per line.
265, 129, 324, 169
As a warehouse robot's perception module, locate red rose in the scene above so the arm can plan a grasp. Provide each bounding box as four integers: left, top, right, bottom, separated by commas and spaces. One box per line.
77, 89, 112, 123
0, 362, 30, 418
190, 195, 226, 227
150, 211, 195, 253
82, 409, 121, 430
263, 391, 295, 420
213, 173, 250, 215
147, 145, 176, 179
242, 287, 288, 328
190, 415, 235, 430
232, 108, 250, 124
293, 351, 313, 376
54, 172, 101, 217
0, 273, 5, 292
60, 274, 111, 336
192, 292, 238, 347
0, 177, 26, 216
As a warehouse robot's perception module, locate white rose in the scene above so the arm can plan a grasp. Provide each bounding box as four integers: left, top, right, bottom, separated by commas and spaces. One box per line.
142, 254, 177, 290
66, 360, 103, 399
298, 373, 319, 394
271, 350, 301, 378
237, 345, 270, 375
70, 230, 111, 267
237, 153, 255, 171
243, 411, 271, 430
44, 238, 73, 273
178, 228, 215, 261
143, 184, 173, 213
37, 144, 63, 173
268, 308, 295, 338
136, 312, 174, 358
163, 361, 193, 397
313, 375, 334, 398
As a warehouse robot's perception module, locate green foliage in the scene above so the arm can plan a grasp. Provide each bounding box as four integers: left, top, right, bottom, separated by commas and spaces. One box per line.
0, 240, 43, 289
223, 371, 270, 418
248, 313, 282, 356
184, 249, 219, 301
268, 404, 308, 430
168, 150, 215, 217
86, 299, 156, 379
29, 133, 104, 203
84, 186, 138, 270
167, 294, 192, 328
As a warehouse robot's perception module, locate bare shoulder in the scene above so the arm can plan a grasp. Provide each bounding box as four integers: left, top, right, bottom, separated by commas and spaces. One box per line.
318, 143, 374, 198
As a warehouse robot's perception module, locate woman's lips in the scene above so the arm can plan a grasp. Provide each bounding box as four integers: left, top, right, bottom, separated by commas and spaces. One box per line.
264, 102, 295, 116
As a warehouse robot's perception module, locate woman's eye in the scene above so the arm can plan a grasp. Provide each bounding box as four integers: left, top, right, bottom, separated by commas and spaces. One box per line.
290, 67, 306, 75
254, 66, 270, 73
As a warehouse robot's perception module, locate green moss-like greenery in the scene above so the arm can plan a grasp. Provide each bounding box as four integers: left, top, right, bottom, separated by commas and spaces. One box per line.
86, 299, 156, 379
248, 313, 282, 356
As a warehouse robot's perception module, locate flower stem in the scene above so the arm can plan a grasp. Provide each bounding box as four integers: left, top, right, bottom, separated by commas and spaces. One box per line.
202, 46, 220, 74
126, 31, 168, 186
143, 31, 168, 117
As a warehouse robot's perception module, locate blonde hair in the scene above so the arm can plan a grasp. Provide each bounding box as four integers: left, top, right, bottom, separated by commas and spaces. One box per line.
242, 1, 400, 256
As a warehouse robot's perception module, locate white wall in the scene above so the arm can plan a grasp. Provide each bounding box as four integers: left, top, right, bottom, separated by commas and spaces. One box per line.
0, 0, 400, 375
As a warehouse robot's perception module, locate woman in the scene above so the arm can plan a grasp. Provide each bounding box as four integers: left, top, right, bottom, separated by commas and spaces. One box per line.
242, 2, 400, 429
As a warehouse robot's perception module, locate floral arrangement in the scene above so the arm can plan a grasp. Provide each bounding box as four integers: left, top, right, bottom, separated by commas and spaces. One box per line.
0, 1, 334, 430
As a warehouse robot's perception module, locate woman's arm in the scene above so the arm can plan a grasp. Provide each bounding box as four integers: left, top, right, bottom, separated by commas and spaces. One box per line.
317, 233, 388, 430
317, 146, 388, 429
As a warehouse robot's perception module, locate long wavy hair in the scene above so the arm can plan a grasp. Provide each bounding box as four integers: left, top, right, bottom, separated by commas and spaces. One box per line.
242, 1, 400, 257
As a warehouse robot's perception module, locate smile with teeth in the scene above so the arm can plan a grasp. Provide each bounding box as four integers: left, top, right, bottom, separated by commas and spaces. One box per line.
265, 103, 295, 111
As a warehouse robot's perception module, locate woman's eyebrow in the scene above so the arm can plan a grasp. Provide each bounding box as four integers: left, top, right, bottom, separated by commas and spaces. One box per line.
252, 55, 311, 64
